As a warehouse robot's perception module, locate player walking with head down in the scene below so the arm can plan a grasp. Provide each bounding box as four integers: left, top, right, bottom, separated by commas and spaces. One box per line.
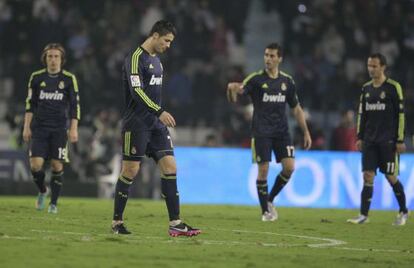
347, 53, 409, 225
227, 43, 312, 221
111, 20, 200, 237
23, 43, 80, 214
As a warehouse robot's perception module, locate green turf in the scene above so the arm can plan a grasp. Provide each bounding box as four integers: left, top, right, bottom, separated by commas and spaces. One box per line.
0, 196, 413, 268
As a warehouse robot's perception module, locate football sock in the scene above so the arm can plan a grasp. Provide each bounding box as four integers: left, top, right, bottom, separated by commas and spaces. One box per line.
391, 180, 408, 214
256, 180, 268, 214
113, 175, 133, 221
161, 174, 180, 221
50, 170, 63, 205
268, 172, 290, 202
360, 183, 373, 216
32, 170, 46, 193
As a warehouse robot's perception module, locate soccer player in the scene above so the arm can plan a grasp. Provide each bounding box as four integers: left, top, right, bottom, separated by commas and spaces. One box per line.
227, 43, 312, 221
347, 53, 409, 225
111, 20, 201, 237
23, 43, 80, 214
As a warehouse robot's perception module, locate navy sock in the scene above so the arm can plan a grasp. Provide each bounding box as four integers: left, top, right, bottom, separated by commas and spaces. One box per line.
392, 180, 408, 214
50, 170, 63, 205
113, 175, 133, 221
360, 183, 373, 216
256, 180, 268, 214
161, 174, 180, 221
268, 173, 290, 202
32, 170, 46, 193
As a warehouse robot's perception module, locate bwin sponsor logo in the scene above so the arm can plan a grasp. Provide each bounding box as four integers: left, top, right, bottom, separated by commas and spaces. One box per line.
149, 75, 163, 85
39, 90, 64, 100
365, 102, 386, 111
262, 93, 286, 103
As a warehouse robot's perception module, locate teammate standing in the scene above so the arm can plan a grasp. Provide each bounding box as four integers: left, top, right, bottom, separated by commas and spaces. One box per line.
23, 43, 80, 214
347, 53, 409, 225
227, 43, 312, 221
111, 20, 201, 237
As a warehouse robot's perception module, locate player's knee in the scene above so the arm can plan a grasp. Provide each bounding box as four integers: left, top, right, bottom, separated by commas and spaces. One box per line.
121, 162, 140, 178
50, 161, 63, 172
257, 163, 269, 179
363, 171, 375, 184
282, 166, 295, 177
30, 163, 43, 173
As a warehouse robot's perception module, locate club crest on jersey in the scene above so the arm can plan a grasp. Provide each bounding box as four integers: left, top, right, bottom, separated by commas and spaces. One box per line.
40, 81, 46, 87
281, 82, 287, 91
149, 75, 163, 85
130, 75, 141, 87
380, 91, 386, 99
58, 81, 65, 89
149, 64, 154, 69
365, 93, 370, 98
131, 146, 137, 154
262, 83, 269, 89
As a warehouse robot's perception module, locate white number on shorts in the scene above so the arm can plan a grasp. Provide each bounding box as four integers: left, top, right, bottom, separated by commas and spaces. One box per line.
386, 162, 395, 173
58, 147, 67, 159
286, 146, 295, 157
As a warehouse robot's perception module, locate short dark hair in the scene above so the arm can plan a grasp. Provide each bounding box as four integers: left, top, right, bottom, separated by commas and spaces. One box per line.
41, 43, 66, 66
149, 20, 177, 37
266, 42, 283, 57
368, 53, 387, 66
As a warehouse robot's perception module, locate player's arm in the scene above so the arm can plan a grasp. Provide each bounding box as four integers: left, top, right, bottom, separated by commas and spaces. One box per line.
356, 89, 366, 151
292, 104, 312, 150
127, 55, 175, 127
393, 81, 406, 153
226, 82, 244, 103
23, 72, 39, 142
67, 72, 80, 143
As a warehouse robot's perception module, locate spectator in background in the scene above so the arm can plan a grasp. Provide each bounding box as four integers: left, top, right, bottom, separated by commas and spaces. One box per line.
330, 110, 357, 151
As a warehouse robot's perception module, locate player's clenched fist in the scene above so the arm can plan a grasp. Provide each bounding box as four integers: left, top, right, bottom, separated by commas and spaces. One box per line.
226, 82, 243, 103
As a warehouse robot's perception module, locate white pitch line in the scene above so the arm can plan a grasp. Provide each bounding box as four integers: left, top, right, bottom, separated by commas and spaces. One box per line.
25, 228, 413, 254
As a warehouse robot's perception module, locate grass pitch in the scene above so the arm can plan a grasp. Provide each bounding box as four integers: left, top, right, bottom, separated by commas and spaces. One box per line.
0, 196, 413, 268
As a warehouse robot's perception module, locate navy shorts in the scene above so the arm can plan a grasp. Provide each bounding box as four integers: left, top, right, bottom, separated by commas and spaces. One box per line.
30, 128, 69, 162
362, 141, 399, 175
122, 127, 174, 162
251, 136, 294, 163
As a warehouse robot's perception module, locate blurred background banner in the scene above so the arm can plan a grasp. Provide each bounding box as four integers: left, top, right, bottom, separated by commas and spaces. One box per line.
175, 147, 414, 210
2, 147, 413, 211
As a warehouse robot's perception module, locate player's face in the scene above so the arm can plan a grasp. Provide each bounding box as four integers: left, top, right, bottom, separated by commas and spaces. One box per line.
154, 33, 175, 54
46, 49, 62, 73
264, 49, 282, 70
367, 57, 385, 79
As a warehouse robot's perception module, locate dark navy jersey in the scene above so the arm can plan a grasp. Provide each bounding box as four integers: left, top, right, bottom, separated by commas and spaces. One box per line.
25, 69, 80, 130
357, 78, 405, 143
243, 70, 299, 137
122, 46, 165, 130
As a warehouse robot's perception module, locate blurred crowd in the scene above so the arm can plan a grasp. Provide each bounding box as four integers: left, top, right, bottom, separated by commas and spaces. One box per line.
1, 0, 413, 176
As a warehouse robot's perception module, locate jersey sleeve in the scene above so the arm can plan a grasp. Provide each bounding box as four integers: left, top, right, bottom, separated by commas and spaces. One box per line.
392, 82, 405, 142
25, 72, 39, 113
286, 78, 299, 108
356, 88, 366, 140
126, 49, 164, 116
67, 73, 81, 120
242, 72, 258, 95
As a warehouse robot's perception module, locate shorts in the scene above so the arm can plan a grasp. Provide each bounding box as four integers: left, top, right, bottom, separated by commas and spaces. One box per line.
122, 127, 174, 162
251, 136, 294, 163
30, 128, 69, 162
362, 141, 399, 175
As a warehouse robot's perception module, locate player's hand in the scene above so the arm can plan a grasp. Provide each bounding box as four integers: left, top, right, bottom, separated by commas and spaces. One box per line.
68, 128, 78, 143
23, 127, 31, 143
356, 139, 363, 151
396, 142, 406, 154
226, 82, 243, 103
303, 131, 312, 150
159, 111, 176, 128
